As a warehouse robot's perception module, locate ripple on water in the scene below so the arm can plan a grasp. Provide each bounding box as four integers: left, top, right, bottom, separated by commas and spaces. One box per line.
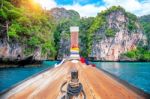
0, 61, 57, 92
94, 62, 150, 94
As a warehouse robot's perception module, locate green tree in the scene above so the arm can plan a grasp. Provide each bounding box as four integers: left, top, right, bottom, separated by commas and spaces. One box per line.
105, 28, 115, 37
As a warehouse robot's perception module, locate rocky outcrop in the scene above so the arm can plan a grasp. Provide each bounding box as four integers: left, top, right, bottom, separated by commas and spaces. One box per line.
57, 31, 70, 60
50, 8, 80, 60
139, 14, 150, 49
52, 6, 147, 61
0, 39, 41, 61
90, 10, 146, 61
0, 23, 42, 61
0, 40, 22, 60
50, 7, 80, 22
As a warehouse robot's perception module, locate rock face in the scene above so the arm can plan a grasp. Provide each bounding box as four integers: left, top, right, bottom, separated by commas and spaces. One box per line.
50, 8, 80, 22
0, 27, 23, 60
0, 38, 42, 61
0, 22, 41, 61
139, 14, 150, 49
57, 32, 70, 60
0, 40, 22, 60
91, 10, 145, 61
50, 8, 80, 60
32, 47, 41, 60
51, 6, 146, 61
0, 40, 42, 61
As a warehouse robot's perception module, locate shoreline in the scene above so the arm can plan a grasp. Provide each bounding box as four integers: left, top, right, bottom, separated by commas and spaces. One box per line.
44, 59, 150, 62
0, 59, 150, 68
0, 60, 43, 68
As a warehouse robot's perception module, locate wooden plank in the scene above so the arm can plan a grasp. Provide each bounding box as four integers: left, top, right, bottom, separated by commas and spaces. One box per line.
0, 61, 145, 99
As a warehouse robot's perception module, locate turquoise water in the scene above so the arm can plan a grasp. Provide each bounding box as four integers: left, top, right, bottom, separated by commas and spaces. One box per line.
1, 61, 150, 94
93, 62, 150, 94
0, 61, 58, 92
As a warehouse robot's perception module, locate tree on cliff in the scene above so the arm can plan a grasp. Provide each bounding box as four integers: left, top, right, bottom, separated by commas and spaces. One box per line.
0, 0, 56, 59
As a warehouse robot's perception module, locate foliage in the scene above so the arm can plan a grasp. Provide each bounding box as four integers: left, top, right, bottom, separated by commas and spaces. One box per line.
87, 6, 125, 55
27, 36, 41, 46
54, 19, 76, 51
1, 1, 149, 60
0, 0, 56, 58
126, 12, 138, 31
0, 9, 7, 20
8, 22, 21, 38
139, 14, 150, 22
105, 28, 115, 37
79, 17, 94, 57
67, 10, 80, 23
99, 6, 125, 16
122, 14, 150, 61
123, 47, 150, 61
139, 15, 150, 49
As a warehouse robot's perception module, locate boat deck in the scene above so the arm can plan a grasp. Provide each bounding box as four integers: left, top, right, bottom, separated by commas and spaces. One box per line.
0, 61, 146, 99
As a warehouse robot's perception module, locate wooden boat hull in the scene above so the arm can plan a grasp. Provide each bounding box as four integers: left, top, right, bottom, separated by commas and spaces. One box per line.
0, 61, 149, 99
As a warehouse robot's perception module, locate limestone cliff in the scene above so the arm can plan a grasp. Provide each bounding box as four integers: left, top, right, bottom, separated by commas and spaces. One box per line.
51, 8, 80, 59
0, 0, 55, 62
50, 8, 80, 23
0, 41, 22, 60
0, 32, 41, 61
90, 6, 146, 61
0, 39, 41, 61
57, 32, 70, 60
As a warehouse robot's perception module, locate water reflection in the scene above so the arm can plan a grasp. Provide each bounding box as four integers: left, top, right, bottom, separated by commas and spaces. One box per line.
94, 62, 150, 94
99, 62, 121, 76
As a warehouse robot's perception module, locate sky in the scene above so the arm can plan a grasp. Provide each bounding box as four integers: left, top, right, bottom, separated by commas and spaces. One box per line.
35, 0, 150, 17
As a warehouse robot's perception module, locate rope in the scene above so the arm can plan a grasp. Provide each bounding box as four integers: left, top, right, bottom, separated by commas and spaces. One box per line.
60, 81, 67, 93
67, 83, 82, 96
60, 80, 86, 99
60, 68, 86, 99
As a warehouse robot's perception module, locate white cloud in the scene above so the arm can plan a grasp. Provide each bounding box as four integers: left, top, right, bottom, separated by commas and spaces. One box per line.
35, 0, 106, 17
103, 0, 150, 16
61, 4, 106, 17
37, 0, 150, 17
34, 0, 57, 9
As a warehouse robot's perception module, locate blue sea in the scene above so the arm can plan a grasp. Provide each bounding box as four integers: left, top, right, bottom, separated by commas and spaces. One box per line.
0, 61, 150, 94
0, 61, 58, 92
93, 62, 150, 94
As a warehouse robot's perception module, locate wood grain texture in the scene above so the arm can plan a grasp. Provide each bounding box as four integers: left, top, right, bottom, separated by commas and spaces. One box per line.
1, 61, 144, 99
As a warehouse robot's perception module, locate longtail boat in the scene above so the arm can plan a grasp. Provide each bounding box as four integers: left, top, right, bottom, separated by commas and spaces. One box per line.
0, 27, 149, 99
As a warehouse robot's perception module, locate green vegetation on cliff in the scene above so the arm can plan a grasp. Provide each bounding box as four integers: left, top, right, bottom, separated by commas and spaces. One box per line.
122, 14, 150, 61
79, 17, 94, 57
126, 12, 138, 31
123, 47, 150, 61
0, 1, 149, 61
0, 0, 56, 58
87, 6, 139, 56
53, 16, 94, 58
54, 19, 75, 57
105, 28, 115, 37
140, 14, 150, 49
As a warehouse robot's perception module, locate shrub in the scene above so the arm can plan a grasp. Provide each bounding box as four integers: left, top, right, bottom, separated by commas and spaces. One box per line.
105, 28, 115, 37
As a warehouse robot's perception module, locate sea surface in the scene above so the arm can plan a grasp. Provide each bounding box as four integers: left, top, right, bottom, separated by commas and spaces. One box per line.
0, 61, 58, 92
0, 61, 150, 94
93, 62, 150, 94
